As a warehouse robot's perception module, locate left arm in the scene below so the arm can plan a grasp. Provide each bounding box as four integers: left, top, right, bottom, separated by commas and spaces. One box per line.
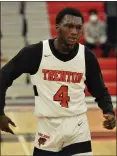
85, 47, 116, 129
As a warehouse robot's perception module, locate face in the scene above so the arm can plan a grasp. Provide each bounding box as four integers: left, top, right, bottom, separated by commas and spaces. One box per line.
56, 14, 83, 49
89, 14, 98, 24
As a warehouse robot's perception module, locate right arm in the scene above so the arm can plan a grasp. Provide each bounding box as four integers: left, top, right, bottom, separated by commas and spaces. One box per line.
0, 42, 43, 115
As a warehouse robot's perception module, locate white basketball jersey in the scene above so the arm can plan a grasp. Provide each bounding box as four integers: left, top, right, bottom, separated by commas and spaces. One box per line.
31, 40, 87, 117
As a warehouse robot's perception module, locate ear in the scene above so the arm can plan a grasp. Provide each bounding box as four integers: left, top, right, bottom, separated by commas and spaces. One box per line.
78, 28, 83, 40
80, 27, 83, 36
81, 28, 83, 35
56, 24, 59, 33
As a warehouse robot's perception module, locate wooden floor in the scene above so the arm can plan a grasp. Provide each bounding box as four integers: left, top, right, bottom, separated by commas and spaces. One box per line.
1, 106, 116, 156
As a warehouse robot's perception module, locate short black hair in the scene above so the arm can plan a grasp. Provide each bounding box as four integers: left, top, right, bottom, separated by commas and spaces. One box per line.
56, 7, 84, 25
88, 9, 98, 15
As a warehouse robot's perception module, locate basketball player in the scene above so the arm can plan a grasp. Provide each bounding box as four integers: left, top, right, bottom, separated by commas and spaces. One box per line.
0, 8, 116, 156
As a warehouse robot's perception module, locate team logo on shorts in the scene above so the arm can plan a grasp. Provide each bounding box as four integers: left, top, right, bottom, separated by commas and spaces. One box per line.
38, 132, 50, 147
38, 137, 47, 146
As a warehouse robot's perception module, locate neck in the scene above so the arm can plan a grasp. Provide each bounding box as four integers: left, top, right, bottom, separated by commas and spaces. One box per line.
54, 38, 72, 54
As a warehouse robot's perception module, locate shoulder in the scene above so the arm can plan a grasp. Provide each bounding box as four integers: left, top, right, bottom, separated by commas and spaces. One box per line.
19, 41, 43, 58
23, 41, 43, 52
84, 46, 98, 62
99, 20, 106, 26
84, 46, 101, 73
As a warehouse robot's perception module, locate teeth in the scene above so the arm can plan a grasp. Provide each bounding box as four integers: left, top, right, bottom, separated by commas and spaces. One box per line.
69, 38, 75, 40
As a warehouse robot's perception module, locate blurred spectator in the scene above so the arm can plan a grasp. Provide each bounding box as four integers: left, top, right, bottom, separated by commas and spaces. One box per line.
84, 9, 112, 57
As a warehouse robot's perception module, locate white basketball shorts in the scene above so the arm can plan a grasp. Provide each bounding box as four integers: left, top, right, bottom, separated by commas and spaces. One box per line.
34, 113, 93, 156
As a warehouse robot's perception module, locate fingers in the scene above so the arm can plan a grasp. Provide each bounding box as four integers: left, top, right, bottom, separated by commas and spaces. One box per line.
103, 114, 114, 120
1, 124, 14, 134
5, 127, 15, 135
103, 121, 115, 127
103, 119, 116, 130
1, 125, 15, 135
103, 121, 116, 127
104, 117, 115, 123
103, 123, 115, 130
8, 119, 16, 127
0, 115, 16, 135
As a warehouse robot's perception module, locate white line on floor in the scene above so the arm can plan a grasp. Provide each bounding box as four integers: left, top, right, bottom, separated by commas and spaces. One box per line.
10, 113, 31, 156
18, 135, 31, 156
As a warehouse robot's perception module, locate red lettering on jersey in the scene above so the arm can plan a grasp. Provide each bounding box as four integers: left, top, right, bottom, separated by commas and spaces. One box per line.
72, 72, 77, 83
72, 72, 83, 83
48, 70, 54, 81
42, 69, 49, 80
42, 69, 83, 83
53, 70, 60, 81
67, 71, 72, 83
59, 71, 67, 82
76, 73, 83, 83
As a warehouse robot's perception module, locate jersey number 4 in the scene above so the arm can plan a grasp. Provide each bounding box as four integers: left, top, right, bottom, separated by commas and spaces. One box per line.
53, 85, 70, 108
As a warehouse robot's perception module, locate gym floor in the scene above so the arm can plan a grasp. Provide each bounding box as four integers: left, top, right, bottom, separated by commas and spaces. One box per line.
1, 104, 116, 156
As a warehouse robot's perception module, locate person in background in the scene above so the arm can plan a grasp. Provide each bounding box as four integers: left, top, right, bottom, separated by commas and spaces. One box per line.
0, 7, 116, 156
84, 9, 112, 57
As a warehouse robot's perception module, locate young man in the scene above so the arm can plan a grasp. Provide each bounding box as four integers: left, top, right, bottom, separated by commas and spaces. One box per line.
0, 8, 116, 156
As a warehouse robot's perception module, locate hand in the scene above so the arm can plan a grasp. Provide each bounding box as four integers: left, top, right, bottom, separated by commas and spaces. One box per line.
0, 114, 16, 135
103, 114, 116, 130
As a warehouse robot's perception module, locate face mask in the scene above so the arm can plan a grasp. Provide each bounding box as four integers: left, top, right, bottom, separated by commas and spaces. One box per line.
89, 14, 98, 22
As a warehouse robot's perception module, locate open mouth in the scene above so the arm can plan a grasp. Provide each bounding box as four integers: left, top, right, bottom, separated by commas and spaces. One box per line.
68, 37, 77, 43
